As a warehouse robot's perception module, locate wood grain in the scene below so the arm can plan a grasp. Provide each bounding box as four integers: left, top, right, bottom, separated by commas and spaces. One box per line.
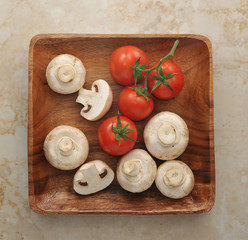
28, 34, 215, 215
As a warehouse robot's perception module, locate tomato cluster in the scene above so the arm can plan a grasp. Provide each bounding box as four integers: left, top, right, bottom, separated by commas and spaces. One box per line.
98, 41, 184, 156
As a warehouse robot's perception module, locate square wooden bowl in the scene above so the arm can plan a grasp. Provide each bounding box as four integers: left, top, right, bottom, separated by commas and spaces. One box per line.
28, 34, 215, 214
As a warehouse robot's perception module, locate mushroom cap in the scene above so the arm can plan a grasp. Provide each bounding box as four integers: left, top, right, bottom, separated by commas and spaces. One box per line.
117, 149, 157, 193
143, 111, 189, 160
155, 160, 194, 199
46, 54, 86, 94
43, 125, 89, 170
76, 79, 113, 121
73, 160, 114, 195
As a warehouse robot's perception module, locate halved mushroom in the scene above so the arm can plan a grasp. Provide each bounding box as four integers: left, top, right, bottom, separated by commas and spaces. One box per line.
73, 160, 114, 195
155, 160, 194, 199
46, 54, 86, 94
117, 149, 157, 193
76, 79, 113, 121
43, 125, 89, 170
143, 111, 189, 160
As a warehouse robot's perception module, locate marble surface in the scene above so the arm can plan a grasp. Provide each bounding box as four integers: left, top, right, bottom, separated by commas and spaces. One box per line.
0, 0, 248, 239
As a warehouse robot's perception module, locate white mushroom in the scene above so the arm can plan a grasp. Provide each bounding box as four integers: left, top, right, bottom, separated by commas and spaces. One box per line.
73, 160, 114, 195
46, 54, 86, 94
143, 111, 189, 160
116, 149, 157, 193
76, 79, 113, 121
43, 125, 89, 170
155, 160, 194, 199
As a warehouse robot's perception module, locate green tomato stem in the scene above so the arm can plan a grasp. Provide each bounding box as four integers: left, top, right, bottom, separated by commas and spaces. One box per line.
139, 40, 179, 73
112, 111, 137, 144
132, 40, 180, 93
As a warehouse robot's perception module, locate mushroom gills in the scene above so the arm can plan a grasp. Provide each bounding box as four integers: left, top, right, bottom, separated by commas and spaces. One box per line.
76, 79, 113, 121
73, 160, 114, 195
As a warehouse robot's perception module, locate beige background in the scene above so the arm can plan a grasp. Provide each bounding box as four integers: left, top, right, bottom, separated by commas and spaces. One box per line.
0, 0, 248, 239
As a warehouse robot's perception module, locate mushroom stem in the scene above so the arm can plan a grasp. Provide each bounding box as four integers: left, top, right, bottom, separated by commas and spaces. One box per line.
77, 88, 96, 104
123, 159, 140, 177
157, 122, 178, 146
58, 136, 74, 156
163, 168, 185, 187
57, 64, 75, 83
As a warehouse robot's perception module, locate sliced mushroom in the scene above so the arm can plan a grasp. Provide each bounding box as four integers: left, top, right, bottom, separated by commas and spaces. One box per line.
117, 149, 157, 193
155, 160, 194, 199
43, 125, 89, 170
76, 79, 113, 121
73, 160, 114, 195
143, 111, 189, 160
46, 54, 86, 94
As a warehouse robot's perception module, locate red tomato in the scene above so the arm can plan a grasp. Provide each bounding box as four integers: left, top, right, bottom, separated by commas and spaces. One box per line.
109, 46, 149, 86
98, 115, 138, 156
147, 60, 184, 99
118, 85, 154, 121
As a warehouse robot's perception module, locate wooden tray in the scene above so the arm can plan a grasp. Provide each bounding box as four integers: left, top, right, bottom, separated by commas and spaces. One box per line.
28, 34, 215, 215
